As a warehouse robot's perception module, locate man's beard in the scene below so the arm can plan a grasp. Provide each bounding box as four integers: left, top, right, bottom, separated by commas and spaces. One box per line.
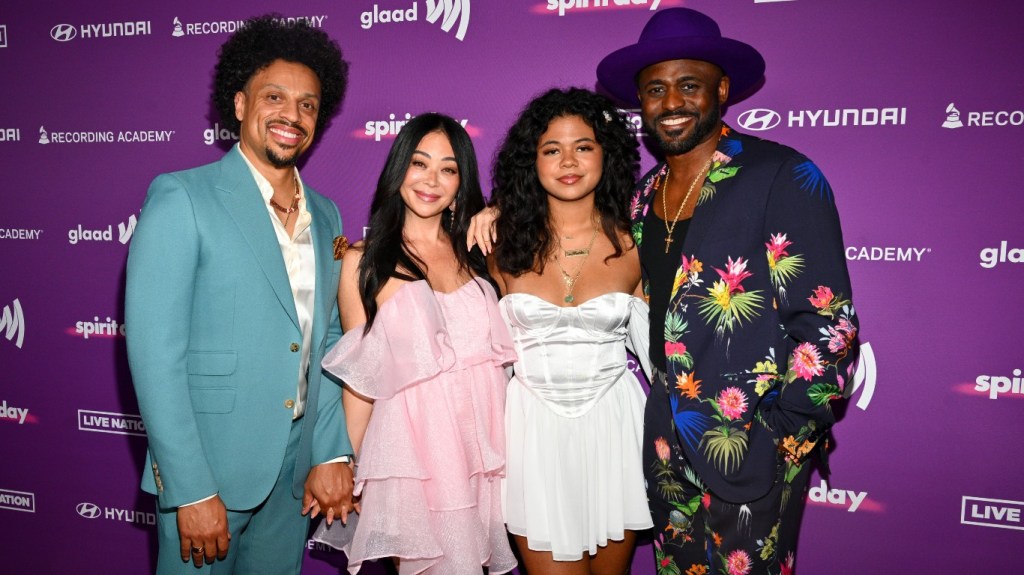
264, 120, 307, 168
266, 146, 299, 168
644, 99, 721, 156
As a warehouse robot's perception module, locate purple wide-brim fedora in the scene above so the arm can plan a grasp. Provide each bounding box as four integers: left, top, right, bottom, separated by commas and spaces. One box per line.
597, 8, 765, 106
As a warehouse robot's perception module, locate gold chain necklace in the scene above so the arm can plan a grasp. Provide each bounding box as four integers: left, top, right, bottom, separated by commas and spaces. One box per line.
270, 174, 301, 227
661, 158, 712, 253
555, 224, 600, 304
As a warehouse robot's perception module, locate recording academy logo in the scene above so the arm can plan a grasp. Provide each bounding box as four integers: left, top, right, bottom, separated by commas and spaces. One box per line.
76, 502, 101, 519
68, 214, 138, 245
0, 489, 36, 513
544, 0, 664, 17
78, 410, 146, 436
1, 298, 24, 349
0, 228, 41, 240
942, 103, 963, 129
362, 114, 471, 141
846, 342, 876, 411
962, 496, 1024, 531
942, 102, 1023, 129
845, 246, 931, 262
50, 20, 151, 42
980, 241, 1023, 269
172, 14, 326, 38
360, 1, 471, 41
74, 501, 156, 525
736, 106, 907, 130
39, 125, 175, 144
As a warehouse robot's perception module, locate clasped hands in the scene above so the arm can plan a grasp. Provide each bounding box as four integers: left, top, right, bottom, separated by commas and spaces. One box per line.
302, 460, 358, 526
176, 462, 355, 567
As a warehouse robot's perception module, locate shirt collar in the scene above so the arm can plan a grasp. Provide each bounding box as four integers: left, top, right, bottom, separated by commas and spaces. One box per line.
235, 144, 308, 215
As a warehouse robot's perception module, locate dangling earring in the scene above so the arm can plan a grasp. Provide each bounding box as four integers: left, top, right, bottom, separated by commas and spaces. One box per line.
448, 200, 457, 232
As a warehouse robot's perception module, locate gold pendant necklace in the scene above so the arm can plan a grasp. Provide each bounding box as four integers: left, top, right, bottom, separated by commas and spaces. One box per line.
555, 224, 600, 304
661, 158, 713, 253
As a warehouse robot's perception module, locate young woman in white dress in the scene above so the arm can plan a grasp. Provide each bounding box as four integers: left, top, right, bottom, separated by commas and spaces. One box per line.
487, 88, 654, 575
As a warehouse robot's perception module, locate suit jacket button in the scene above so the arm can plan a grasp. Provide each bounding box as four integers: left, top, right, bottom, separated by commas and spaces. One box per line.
284, 399, 295, 409
290, 343, 300, 352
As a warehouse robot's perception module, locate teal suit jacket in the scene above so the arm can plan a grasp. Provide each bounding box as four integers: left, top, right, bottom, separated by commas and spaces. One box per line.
126, 147, 351, 510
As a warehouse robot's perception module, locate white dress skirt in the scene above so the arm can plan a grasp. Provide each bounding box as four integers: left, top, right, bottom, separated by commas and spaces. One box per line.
500, 292, 654, 561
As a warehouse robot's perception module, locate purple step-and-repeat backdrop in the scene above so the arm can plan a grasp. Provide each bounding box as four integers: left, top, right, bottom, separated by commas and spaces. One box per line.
1, 1, 1022, 573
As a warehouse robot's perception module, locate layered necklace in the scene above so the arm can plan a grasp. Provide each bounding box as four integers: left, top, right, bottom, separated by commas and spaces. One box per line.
660, 158, 713, 253
269, 173, 301, 227
554, 223, 600, 304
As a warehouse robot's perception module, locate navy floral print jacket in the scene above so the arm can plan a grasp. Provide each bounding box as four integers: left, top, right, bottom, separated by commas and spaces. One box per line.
633, 125, 860, 503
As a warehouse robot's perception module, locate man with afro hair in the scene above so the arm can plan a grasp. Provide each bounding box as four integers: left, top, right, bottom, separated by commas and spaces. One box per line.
126, 14, 354, 573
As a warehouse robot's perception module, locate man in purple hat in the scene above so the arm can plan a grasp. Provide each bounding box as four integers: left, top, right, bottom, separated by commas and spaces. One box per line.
597, 7, 860, 574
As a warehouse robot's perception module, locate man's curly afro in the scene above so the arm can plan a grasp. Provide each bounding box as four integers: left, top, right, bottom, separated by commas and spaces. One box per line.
213, 14, 348, 134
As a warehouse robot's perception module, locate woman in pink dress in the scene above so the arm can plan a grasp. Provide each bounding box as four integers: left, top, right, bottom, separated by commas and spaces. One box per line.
316, 113, 516, 574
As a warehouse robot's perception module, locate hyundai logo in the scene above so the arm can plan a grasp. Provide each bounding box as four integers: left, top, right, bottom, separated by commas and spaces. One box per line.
76, 502, 101, 519
50, 24, 77, 42
737, 108, 782, 131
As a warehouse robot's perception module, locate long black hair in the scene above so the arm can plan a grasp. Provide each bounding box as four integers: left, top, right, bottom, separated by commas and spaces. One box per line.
359, 113, 493, 332
491, 87, 640, 276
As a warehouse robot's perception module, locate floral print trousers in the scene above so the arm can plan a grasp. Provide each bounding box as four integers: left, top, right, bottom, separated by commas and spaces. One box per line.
644, 368, 812, 575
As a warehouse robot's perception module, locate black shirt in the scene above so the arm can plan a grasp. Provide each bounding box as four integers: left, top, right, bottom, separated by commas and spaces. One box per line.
641, 207, 690, 371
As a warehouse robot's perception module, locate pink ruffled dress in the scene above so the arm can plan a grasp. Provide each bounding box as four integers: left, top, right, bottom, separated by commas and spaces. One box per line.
316, 278, 517, 575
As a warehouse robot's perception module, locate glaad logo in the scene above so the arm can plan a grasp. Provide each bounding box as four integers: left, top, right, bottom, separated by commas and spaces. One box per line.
76, 502, 101, 519
846, 342, 875, 411
204, 123, 238, 146
845, 246, 930, 262
78, 410, 146, 436
1, 298, 25, 349
426, 0, 470, 41
545, 0, 663, 17
50, 21, 151, 42
961, 496, 1024, 531
0, 489, 36, 513
980, 241, 1023, 268
68, 214, 137, 245
735, 107, 906, 129
737, 108, 781, 131
75, 501, 156, 525
360, 2, 470, 41
50, 24, 77, 41
974, 369, 1023, 400
942, 102, 1024, 128
807, 480, 869, 512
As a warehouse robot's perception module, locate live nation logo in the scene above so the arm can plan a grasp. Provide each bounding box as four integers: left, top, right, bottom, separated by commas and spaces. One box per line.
78, 409, 146, 436
961, 496, 1024, 531
0, 488, 36, 513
